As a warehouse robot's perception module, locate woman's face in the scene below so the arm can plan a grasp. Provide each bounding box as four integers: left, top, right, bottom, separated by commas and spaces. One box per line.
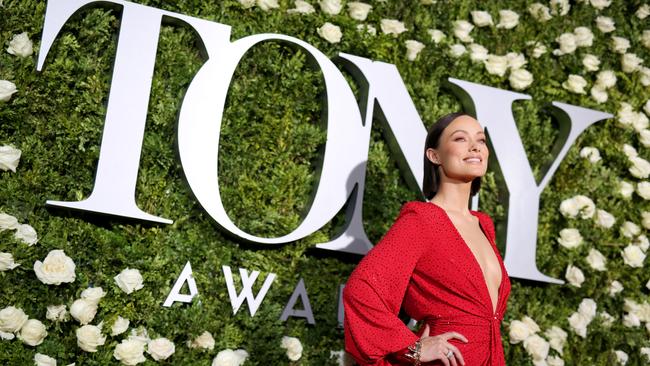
426, 115, 489, 182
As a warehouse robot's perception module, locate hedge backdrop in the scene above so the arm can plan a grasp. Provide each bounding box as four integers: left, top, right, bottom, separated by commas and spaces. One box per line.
1, 0, 650, 364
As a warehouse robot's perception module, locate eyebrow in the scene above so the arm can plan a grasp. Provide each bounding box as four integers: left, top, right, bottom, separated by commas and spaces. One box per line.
450, 129, 485, 136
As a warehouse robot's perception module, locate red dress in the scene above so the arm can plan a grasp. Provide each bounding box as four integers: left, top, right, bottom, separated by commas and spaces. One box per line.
343, 201, 511, 365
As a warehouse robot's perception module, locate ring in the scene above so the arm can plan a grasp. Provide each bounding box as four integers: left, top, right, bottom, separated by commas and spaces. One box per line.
446, 349, 453, 358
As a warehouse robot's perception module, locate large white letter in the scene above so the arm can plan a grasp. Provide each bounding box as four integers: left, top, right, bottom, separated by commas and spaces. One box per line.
37, 0, 230, 223
447, 78, 612, 283
222, 265, 276, 317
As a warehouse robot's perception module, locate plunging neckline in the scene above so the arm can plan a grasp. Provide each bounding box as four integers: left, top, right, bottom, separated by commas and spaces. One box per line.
428, 202, 503, 315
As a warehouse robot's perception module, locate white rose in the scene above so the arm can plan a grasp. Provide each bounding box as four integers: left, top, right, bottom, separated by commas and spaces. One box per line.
553, 33, 576, 55
567, 312, 589, 337
470, 10, 493, 27
356, 24, 376, 35
528, 42, 547, 58
0, 252, 20, 271
111, 316, 129, 336
34, 250, 75, 285
638, 4, 650, 19
380, 19, 407, 37
620, 180, 634, 198
521, 316, 540, 333
0, 331, 14, 340
287, 0, 315, 14
589, 0, 611, 10
237, 0, 255, 8
14, 223, 37, 245
634, 234, 649, 251
595, 70, 616, 89
522, 334, 549, 361
468, 43, 488, 63
18, 319, 47, 346
0, 80, 18, 102
347, 2, 371, 21
427, 29, 445, 44
508, 319, 533, 344
70, 299, 97, 325
256, 0, 279, 11
590, 86, 607, 103
188, 330, 215, 350
643, 30, 650, 50
615, 350, 629, 365
405, 40, 425, 61
559, 197, 579, 217
557, 228, 582, 249
586, 248, 607, 271
0, 213, 19, 231
582, 54, 600, 72
448, 43, 466, 58
611, 36, 630, 54
46, 305, 67, 322
623, 312, 641, 327
622, 244, 646, 267
550, 0, 570, 16
114, 268, 144, 294
506, 52, 526, 70
484, 54, 508, 76
76, 324, 106, 352
0, 306, 28, 333
34, 353, 57, 366
6, 32, 33, 58
496, 9, 518, 29
640, 67, 650, 86
547, 355, 565, 366
595, 16, 615, 33
544, 326, 567, 355
594, 209, 615, 228
609, 280, 624, 297
528, 3, 552, 22
622, 143, 637, 158
579, 146, 601, 163
452, 20, 474, 43
81, 287, 106, 306
212, 349, 249, 366
637, 181, 650, 199
578, 298, 597, 319
114, 338, 146, 365
599, 311, 615, 327
573, 27, 594, 47
645, 99, 650, 116
0, 145, 21, 172
565, 264, 584, 287
317, 22, 342, 44
575, 195, 595, 218
281, 336, 303, 361
319, 0, 342, 15
509, 69, 533, 90
642, 211, 650, 229
620, 221, 641, 238
147, 337, 175, 361
621, 53, 643, 73
562, 74, 587, 94
626, 155, 650, 178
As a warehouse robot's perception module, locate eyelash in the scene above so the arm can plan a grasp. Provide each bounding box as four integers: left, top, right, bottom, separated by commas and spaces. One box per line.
455, 137, 486, 143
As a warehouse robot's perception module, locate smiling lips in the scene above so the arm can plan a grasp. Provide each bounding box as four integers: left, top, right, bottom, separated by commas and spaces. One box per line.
464, 156, 482, 164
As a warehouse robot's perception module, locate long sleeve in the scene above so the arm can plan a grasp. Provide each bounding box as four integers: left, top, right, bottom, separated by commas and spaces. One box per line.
343, 203, 430, 365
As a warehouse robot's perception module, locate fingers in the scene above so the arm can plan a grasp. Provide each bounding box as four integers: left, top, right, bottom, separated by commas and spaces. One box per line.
440, 354, 450, 366
447, 349, 458, 366
442, 331, 468, 343
420, 324, 430, 338
448, 344, 465, 366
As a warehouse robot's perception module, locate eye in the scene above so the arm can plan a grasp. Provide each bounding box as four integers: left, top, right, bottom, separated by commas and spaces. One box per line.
454, 137, 465, 141
478, 138, 486, 143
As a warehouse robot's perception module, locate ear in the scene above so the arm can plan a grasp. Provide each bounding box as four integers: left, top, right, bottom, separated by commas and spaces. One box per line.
425, 148, 439, 165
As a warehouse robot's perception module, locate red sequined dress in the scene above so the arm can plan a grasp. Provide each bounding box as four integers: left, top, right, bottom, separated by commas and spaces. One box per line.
343, 201, 511, 365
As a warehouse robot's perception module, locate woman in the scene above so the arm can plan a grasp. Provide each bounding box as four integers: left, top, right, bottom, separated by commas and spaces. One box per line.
343, 112, 511, 366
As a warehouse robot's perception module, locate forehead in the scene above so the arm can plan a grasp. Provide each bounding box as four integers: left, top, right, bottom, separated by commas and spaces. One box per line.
444, 115, 483, 135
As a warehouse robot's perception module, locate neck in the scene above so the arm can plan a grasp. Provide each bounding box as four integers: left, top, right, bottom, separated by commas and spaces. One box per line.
429, 180, 473, 215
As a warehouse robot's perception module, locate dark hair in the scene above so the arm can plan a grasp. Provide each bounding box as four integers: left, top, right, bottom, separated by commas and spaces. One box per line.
423, 112, 482, 200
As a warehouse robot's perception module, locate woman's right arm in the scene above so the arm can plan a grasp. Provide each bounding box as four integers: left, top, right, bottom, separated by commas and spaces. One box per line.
343, 205, 427, 365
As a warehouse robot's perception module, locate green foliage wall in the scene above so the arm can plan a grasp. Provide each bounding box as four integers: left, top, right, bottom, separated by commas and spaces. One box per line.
1, 0, 649, 364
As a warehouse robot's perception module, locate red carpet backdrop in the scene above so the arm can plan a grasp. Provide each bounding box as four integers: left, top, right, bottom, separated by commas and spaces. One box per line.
1, 0, 650, 364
